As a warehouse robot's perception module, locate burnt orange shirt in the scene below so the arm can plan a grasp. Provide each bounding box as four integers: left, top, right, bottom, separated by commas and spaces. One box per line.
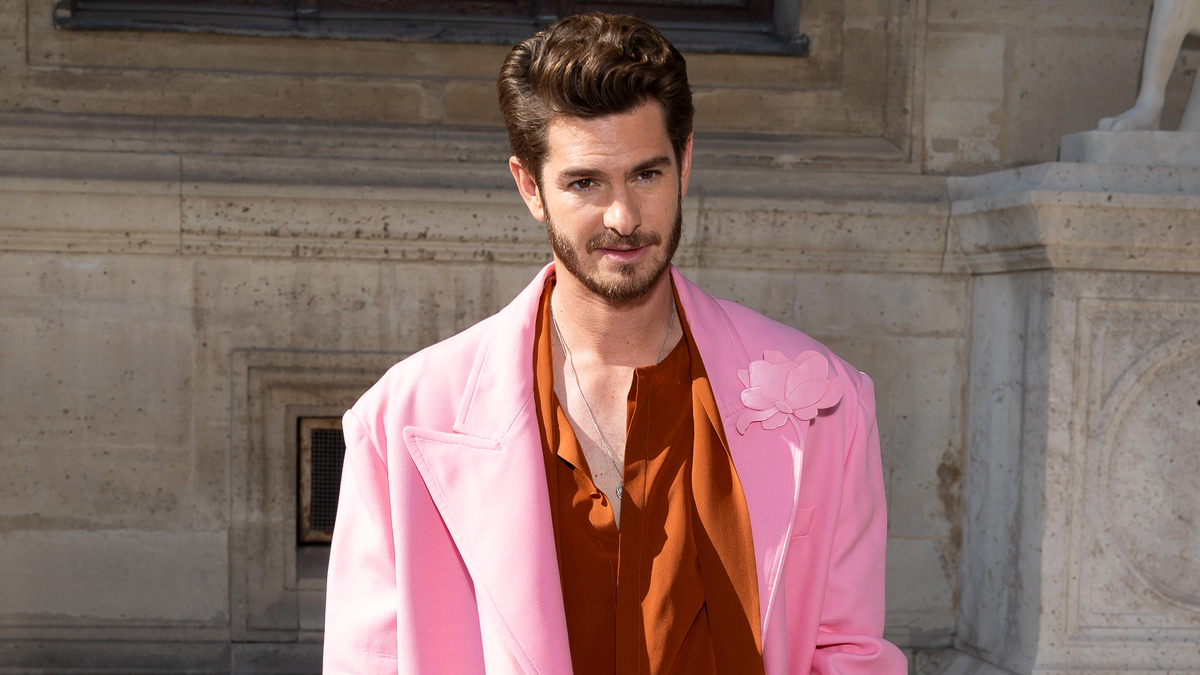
533, 278, 765, 675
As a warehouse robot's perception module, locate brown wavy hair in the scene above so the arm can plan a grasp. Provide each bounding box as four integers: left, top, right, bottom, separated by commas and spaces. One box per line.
497, 13, 693, 184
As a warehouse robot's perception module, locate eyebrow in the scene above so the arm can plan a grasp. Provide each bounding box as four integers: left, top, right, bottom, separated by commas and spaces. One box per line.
630, 156, 673, 175
556, 155, 674, 184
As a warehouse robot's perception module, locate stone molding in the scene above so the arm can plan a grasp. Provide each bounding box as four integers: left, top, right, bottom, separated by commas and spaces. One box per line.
1061, 131, 1200, 169
0, 112, 917, 179
946, 163, 1200, 275
7, 0, 925, 155
0, 159, 954, 275
0, 640, 322, 674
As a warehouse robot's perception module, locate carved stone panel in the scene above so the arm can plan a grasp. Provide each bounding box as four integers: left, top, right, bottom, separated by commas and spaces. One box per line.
1056, 299, 1200, 669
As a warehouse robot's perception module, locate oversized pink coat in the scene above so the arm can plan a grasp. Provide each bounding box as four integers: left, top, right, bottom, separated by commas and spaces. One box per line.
324, 264, 907, 674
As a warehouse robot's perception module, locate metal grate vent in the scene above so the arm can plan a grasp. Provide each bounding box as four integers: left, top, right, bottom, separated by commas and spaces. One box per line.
299, 417, 346, 543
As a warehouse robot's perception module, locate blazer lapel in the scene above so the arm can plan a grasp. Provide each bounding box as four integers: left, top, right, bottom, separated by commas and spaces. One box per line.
671, 267, 804, 654
403, 265, 572, 675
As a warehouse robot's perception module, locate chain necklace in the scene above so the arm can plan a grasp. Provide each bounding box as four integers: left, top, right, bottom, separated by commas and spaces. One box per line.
549, 295, 675, 502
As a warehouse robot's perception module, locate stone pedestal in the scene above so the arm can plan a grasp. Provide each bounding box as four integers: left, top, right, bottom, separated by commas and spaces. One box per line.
946, 163, 1200, 674
1061, 131, 1200, 169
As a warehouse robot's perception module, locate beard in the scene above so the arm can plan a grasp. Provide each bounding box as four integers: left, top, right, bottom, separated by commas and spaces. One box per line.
545, 192, 683, 303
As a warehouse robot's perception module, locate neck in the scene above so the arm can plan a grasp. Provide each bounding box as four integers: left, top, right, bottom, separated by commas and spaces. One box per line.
549, 264, 677, 368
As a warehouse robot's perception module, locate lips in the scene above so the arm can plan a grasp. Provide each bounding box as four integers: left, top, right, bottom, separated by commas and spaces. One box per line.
597, 246, 649, 263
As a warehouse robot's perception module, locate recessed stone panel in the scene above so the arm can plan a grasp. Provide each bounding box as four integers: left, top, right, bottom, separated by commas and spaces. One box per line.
1106, 347, 1200, 611
1058, 298, 1200, 669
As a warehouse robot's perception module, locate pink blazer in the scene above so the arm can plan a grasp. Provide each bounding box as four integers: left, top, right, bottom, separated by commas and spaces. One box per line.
324, 265, 906, 674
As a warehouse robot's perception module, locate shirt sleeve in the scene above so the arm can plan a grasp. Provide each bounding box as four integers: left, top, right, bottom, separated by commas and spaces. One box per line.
810, 374, 908, 674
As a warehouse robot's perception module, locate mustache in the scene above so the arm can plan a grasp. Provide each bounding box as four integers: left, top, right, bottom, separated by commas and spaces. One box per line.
584, 229, 663, 255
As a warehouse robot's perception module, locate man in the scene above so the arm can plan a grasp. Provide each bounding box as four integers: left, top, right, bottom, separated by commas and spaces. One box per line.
324, 13, 905, 675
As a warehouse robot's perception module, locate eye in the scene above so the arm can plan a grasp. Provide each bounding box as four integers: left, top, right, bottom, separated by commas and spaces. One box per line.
570, 178, 596, 191
635, 170, 660, 182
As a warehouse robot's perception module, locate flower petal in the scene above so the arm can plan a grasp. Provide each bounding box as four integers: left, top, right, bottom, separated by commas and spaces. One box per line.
784, 379, 826, 410
749, 359, 795, 400
736, 407, 778, 435
737, 369, 750, 388
740, 386, 775, 411
795, 405, 819, 420
761, 412, 788, 430
774, 400, 793, 415
764, 350, 789, 364
815, 374, 846, 409
791, 351, 829, 384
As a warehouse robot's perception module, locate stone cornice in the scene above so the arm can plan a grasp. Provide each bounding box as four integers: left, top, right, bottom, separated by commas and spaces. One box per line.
0, 112, 931, 190
0, 173, 953, 274
946, 163, 1200, 275
0, 117, 954, 274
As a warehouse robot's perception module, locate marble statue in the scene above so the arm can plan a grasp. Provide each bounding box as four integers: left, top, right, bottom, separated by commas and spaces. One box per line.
1099, 0, 1200, 131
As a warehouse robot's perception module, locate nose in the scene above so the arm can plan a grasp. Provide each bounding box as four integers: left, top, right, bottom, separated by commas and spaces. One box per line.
603, 185, 639, 236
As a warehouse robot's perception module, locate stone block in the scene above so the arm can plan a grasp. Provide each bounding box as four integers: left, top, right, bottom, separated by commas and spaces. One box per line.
927, 0, 1154, 30
0, 0, 23, 67
0, 147, 175, 182
0, 641, 231, 673
430, 44, 512, 80
885, 536, 957, 647
917, 649, 1020, 675
17, 68, 429, 124
923, 31, 1006, 173
884, 337, 968, 540
694, 197, 950, 274
947, 163, 1200, 274
443, 80, 505, 128
681, 269, 967, 339
0, 176, 180, 253
231, 642, 322, 674
0, 254, 200, 528
926, 32, 1006, 104
0, 530, 227, 624
33, 20, 508, 82
1061, 131, 1200, 168
0, 640, 323, 673
686, 50, 838, 91
179, 183, 539, 263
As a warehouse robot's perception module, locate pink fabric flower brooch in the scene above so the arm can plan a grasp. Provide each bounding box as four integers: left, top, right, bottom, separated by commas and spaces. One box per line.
735, 350, 846, 435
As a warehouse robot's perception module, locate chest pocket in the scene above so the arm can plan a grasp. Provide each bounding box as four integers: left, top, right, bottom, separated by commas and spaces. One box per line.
790, 506, 815, 538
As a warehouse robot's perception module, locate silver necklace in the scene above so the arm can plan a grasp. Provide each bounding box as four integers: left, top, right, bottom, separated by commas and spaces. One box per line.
549, 297, 675, 502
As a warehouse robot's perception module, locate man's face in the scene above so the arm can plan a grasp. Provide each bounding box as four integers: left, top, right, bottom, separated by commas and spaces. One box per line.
510, 101, 692, 303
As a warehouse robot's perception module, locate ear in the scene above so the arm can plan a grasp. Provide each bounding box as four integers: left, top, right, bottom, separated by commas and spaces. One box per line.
509, 156, 545, 222
679, 134, 693, 199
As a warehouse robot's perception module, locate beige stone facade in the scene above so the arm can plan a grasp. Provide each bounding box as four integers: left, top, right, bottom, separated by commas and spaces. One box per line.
1, 0, 1197, 672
